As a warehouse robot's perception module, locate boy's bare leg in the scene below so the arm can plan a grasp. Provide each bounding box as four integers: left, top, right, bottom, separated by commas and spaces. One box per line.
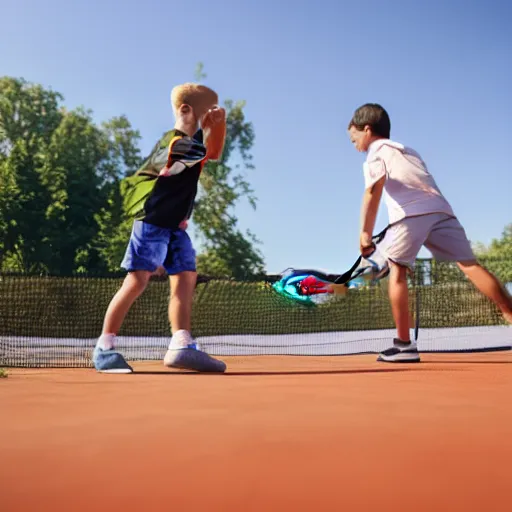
388, 262, 411, 341
168, 271, 197, 334
93, 270, 152, 373
163, 270, 226, 372
378, 262, 420, 362
457, 261, 512, 323
102, 270, 153, 336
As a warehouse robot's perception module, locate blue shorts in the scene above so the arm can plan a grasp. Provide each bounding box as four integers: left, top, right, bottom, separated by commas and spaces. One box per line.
121, 220, 196, 275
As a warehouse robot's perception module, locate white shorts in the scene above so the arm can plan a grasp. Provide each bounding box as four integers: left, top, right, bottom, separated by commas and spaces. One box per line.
382, 213, 476, 268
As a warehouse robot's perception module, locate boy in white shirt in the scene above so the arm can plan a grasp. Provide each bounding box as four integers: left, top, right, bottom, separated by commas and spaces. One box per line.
348, 103, 512, 362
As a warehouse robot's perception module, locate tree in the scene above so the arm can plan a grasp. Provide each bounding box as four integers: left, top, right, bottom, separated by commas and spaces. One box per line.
473, 223, 512, 282
0, 77, 141, 274
0, 77, 64, 271
88, 116, 142, 273
92, 64, 265, 278
192, 64, 265, 278
0, 73, 264, 278
475, 224, 512, 258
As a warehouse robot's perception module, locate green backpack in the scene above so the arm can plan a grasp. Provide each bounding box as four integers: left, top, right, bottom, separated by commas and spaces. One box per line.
121, 130, 175, 219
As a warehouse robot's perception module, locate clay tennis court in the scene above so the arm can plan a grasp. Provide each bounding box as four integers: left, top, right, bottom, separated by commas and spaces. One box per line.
1, 352, 510, 512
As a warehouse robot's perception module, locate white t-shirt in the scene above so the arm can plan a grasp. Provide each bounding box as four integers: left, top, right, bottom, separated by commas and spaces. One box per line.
363, 139, 455, 224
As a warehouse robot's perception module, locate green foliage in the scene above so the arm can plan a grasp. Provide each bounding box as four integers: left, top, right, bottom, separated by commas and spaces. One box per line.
0, 73, 264, 277
90, 117, 142, 272
194, 98, 264, 278
195, 229, 264, 280
474, 224, 512, 258
91, 185, 133, 272
473, 224, 512, 282
0, 77, 141, 274
194, 62, 207, 81
0, 77, 63, 271
164, 62, 265, 278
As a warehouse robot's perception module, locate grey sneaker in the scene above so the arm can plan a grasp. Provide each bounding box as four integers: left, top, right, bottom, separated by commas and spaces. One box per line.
93, 347, 133, 373
164, 345, 226, 373
377, 339, 420, 363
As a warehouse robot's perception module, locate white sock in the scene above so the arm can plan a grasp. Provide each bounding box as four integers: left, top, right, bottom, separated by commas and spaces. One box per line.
96, 333, 116, 351
168, 329, 194, 350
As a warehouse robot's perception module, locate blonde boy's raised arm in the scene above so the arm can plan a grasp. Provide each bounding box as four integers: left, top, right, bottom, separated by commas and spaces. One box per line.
202, 107, 227, 162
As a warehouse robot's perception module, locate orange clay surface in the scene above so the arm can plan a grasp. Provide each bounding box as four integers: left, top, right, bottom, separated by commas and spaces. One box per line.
1, 352, 511, 512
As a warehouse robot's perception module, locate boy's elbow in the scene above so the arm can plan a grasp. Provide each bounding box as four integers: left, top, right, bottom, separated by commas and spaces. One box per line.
374, 175, 386, 191
367, 176, 386, 197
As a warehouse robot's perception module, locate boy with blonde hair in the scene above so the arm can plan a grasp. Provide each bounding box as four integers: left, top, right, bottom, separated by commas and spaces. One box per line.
348, 103, 512, 362
93, 83, 227, 373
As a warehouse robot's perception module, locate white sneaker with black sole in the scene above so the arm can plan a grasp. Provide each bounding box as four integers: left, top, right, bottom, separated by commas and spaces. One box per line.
377, 339, 421, 363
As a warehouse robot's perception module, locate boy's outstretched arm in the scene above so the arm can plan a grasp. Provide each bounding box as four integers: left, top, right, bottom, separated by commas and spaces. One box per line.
360, 175, 385, 256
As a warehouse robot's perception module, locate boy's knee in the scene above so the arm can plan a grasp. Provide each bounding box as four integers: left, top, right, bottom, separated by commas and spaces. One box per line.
124, 271, 151, 295
457, 260, 479, 271
169, 271, 197, 301
389, 261, 409, 282
457, 260, 482, 278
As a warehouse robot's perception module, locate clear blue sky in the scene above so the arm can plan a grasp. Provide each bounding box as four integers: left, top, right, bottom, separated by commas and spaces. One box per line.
1, 0, 511, 273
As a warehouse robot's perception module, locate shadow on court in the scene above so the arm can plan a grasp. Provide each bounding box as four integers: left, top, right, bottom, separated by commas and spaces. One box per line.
133, 367, 450, 376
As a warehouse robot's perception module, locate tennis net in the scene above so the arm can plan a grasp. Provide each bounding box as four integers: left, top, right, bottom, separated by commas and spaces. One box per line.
1, 258, 510, 367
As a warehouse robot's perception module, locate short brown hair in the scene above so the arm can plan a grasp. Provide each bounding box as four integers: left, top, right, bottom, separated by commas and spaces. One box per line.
348, 103, 391, 138
170, 83, 218, 118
